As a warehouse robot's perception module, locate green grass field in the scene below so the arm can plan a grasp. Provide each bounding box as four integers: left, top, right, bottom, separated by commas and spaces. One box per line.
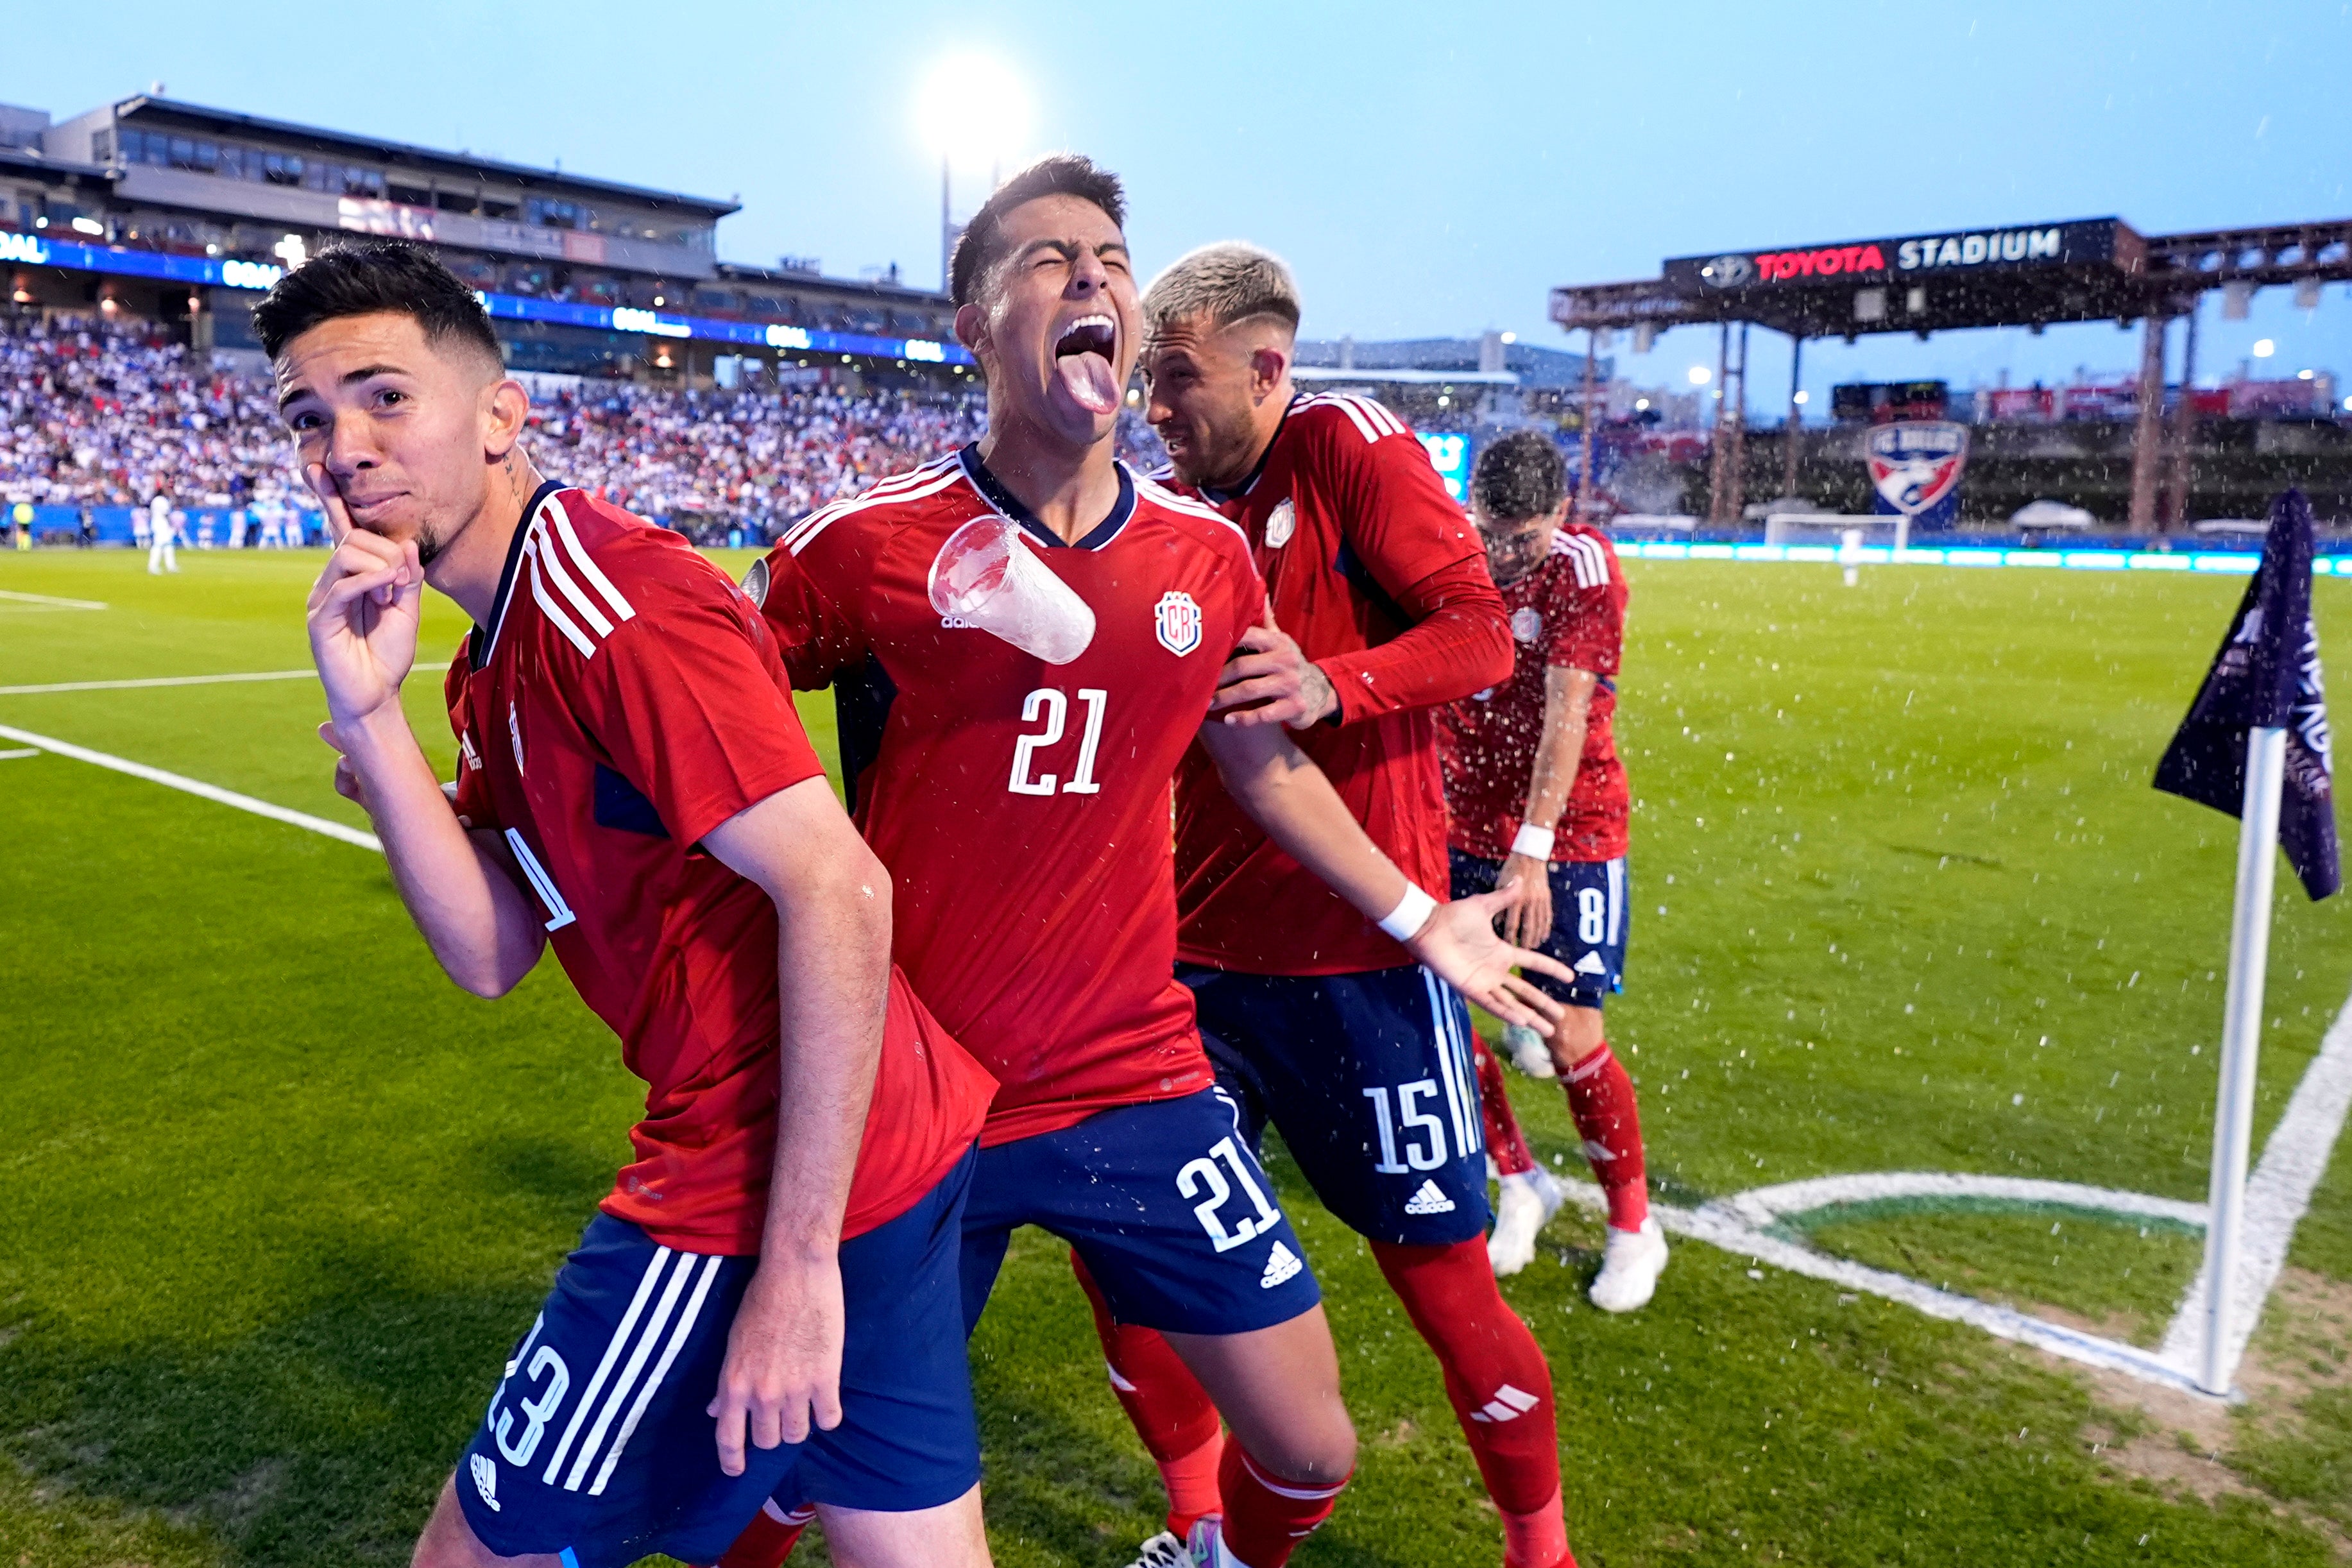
8, 547, 2352, 1565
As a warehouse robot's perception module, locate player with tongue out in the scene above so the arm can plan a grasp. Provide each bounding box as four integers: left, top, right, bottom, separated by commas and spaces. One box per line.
727, 156, 1576, 1568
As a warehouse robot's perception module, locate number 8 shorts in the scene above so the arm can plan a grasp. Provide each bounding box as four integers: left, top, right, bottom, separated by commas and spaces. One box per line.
453, 1147, 980, 1568
958, 1087, 1325, 1334
1447, 849, 1630, 1010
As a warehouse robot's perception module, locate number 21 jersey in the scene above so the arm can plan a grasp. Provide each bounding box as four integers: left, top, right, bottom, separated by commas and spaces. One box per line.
759, 447, 1265, 1145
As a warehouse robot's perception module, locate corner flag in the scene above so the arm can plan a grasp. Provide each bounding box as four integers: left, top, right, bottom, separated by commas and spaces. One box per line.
2154, 489, 2339, 902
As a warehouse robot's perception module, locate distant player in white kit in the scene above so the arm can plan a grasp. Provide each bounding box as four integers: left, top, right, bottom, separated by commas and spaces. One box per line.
147, 492, 178, 574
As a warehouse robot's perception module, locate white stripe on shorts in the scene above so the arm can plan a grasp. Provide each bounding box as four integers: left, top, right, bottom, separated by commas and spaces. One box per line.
590, 1254, 724, 1496
564, 1248, 701, 1490
1606, 857, 1624, 946
541, 1246, 673, 1487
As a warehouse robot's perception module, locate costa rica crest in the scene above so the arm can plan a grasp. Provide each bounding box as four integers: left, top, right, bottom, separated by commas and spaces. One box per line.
1263, 498, 1297, 549
1865, 421, 1969, 516
1154, 590, 1204, 656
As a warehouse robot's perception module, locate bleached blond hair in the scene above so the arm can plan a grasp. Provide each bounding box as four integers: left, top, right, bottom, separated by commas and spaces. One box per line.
1142, 242, 1302, 343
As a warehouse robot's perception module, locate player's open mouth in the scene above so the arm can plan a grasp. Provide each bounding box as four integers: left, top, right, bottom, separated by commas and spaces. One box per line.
1052, 314, 1120, 416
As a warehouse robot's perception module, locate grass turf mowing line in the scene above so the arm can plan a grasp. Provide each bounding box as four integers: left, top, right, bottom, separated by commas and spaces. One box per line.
6, 550, 2352, 1561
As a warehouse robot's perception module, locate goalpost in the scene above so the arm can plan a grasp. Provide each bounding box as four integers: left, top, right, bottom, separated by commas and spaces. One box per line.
1760, 511, 1911, 552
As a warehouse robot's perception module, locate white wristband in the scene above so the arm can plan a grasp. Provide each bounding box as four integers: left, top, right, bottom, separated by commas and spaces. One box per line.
1377, 882, 1438, 942
1511, 823, 1556, 860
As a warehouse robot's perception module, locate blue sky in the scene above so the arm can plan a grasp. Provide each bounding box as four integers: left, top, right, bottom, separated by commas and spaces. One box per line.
6, 1, 2348, 413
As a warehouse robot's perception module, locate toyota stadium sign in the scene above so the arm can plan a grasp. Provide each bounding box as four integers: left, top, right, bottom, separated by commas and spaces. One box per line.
1665, 219, 2135, 294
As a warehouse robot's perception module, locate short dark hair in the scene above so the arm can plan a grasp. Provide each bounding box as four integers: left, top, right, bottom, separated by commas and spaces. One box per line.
948, 153, 1127, 309
1472, 429, 1567, 523
251, 239, 504, 368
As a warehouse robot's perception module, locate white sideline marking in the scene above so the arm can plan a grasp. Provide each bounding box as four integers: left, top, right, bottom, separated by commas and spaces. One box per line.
0, 589, 108, 610
0, 722, 382, 852
0, 670, 316, 696
2158, 995, 2352, 1385
0, 747, 38, 760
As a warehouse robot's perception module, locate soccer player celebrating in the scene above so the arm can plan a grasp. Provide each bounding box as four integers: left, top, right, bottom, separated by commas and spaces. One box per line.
1080, 243, 1580, 1568
751, 158, 1571, 1568
268, 241, 998, 1568
1441, 430, 1667, 1311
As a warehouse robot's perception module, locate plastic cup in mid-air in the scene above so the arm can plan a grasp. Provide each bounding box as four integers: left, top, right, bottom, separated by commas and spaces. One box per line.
928, 515, 1097, 664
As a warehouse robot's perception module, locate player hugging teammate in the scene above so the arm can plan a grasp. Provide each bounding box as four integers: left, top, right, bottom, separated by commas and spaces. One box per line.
1440, 430, 1669, 1310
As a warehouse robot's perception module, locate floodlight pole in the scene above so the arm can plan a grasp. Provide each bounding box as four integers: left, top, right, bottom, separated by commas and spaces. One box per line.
2128, 312, 2170, 531
940, 155, 955, 294
2199, 724, 2287, 1396
1579, 327, 1599, 520
1784, 333, 1805, 502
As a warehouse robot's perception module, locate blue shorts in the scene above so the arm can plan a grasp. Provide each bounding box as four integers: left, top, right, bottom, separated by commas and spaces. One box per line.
1180, 962, 1492, 1248
960, 1088, 1324, 1336
454, 1147, 980, 1568
1449, 849, 1630, 1010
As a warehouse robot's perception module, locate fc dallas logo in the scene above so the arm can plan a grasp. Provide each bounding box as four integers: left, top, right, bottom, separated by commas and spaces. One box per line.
1154, 590, 1203, 656
1866, 421, 1968, 516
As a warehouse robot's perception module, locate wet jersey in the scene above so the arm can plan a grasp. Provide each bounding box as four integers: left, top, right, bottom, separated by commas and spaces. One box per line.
1169, 393, 1512, 975
758, 447, 1266, 1146
1437, 525, 1630, 863
443, 483, 994, 1253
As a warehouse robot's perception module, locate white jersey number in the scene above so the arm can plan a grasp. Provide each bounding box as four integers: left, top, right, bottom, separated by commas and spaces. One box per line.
1007, 686, 1107, 796
1177, 1136, 1286, 1253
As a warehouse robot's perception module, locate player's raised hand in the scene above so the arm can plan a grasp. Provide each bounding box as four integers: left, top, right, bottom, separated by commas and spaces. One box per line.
1496, 851, 1554, 950
708, 1252, 846, 1476
1402, 885, 1576, 1034
303, 463, 423, 730
1211, 600, 1338, 728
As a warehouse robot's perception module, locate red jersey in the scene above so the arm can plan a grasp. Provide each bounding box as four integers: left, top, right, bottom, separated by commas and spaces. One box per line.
444, 484, 993, 1254
1436, 525, 1630, 864
1170, 393, 1512, 975
760, 448, 1265, 1145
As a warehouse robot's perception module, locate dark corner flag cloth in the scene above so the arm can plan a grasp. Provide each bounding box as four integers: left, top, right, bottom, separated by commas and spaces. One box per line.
2153, 488, 2340, 901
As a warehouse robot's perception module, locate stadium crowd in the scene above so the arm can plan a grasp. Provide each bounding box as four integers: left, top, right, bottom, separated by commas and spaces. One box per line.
0, 314, 1170, 538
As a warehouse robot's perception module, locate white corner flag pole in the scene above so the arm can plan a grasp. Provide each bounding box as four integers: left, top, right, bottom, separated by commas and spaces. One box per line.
2199, 724, 2289, 1396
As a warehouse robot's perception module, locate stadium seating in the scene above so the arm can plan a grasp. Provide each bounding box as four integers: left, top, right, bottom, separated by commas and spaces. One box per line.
0, 314, 1172, 542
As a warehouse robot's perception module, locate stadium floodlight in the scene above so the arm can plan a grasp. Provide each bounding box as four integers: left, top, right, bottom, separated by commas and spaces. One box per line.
1687, 366, 1711, 385
917, 53, 1031, 290
1793, 389, 1810, 405
2252, 338, 2276, 358
2298, 369, 2316, 380
917, 55, 1030, 176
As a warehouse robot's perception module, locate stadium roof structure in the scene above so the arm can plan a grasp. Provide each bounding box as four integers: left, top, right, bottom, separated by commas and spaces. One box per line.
1295, 334, 1600, 389
1548, 214, 2352, 529
101, 96, 741, 217
1549, 216, 2352, 340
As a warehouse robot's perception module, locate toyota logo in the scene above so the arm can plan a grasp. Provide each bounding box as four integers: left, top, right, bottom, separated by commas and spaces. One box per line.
1698, 254, 1755, 289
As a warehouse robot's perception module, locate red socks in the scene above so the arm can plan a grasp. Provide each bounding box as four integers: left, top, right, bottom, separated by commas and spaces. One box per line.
1072, 1250, 1225, 1535
1218, 1441, 1350, 1568
1502, 1487, 1577, 1568
1564, 1042, 1648, 1232
1368, 1238, 1562, 1519
1473, 1039, 1537, 1178
710, 1497, 814, 1568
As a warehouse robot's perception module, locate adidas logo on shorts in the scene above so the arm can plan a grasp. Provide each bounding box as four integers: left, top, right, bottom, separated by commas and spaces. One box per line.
1261, 1240, 1303, 1289
1404, 1180, 1456, 1216
470, 1453, 500, 1513
1574, 951, 1607, 975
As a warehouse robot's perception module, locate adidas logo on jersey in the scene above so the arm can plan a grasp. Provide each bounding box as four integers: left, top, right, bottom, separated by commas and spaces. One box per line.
470, 1453, 501, 1512
1404, 1179, 1456, 1215
939, 615, 976, 628
1260, 1240, 1302, 1289
1467, 1383, 1541, 1424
